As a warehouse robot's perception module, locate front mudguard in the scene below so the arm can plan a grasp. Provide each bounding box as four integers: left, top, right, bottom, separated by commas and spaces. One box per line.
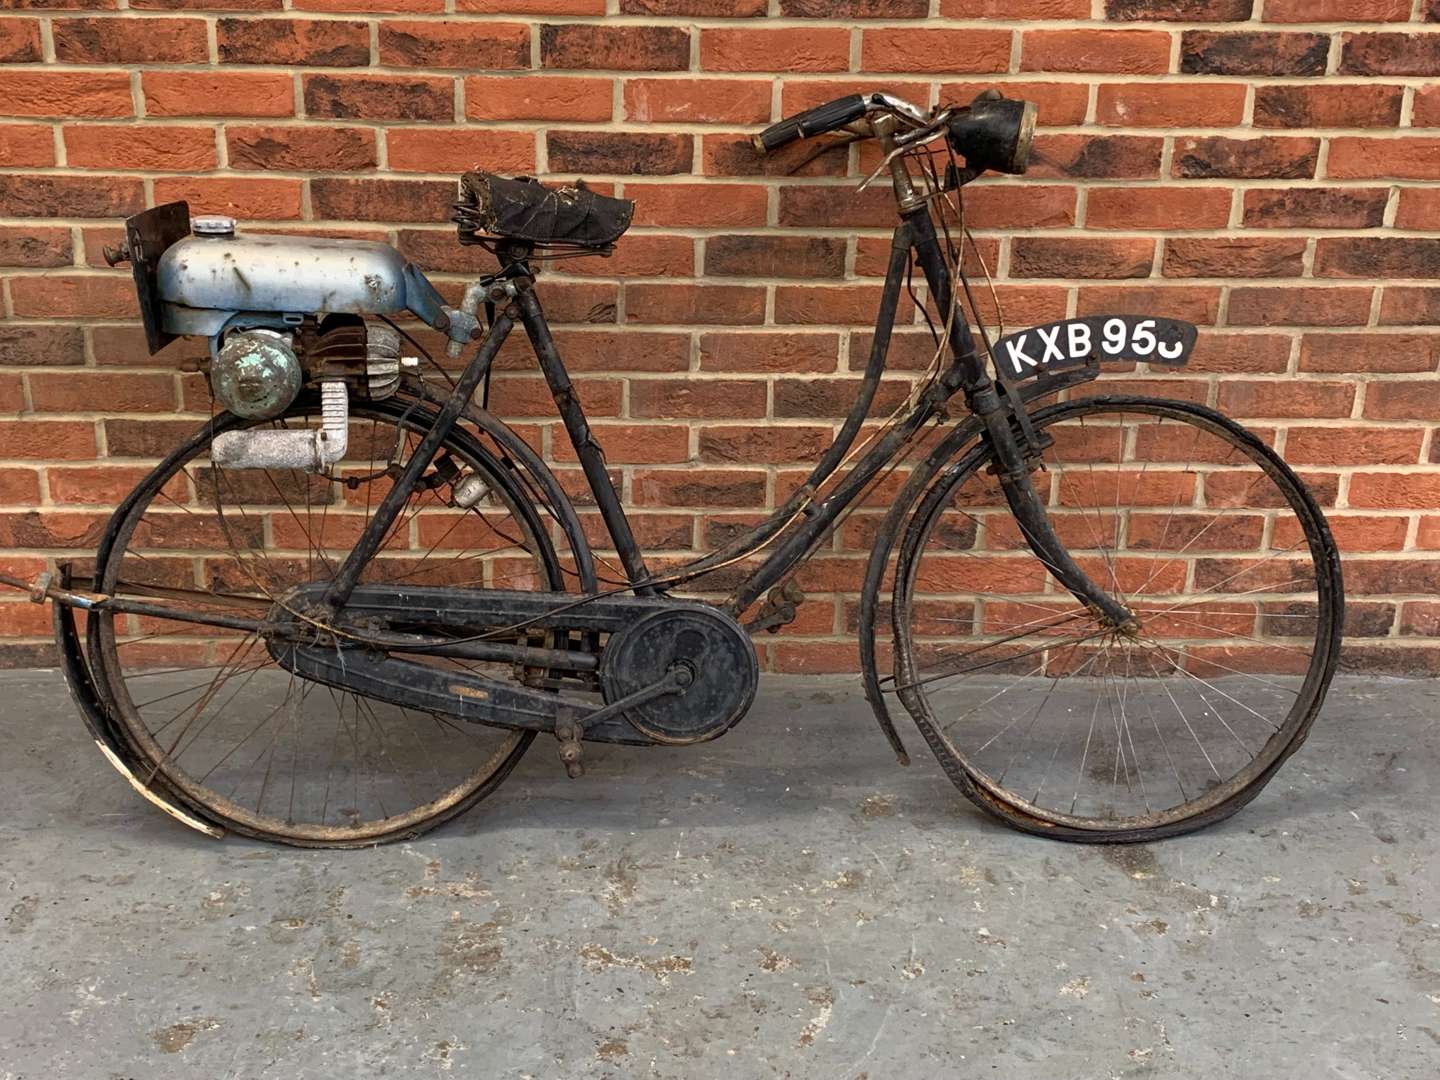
857, 363, 1101, 763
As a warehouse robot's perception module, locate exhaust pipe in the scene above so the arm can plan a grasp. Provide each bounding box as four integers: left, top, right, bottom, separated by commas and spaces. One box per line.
210, 380, 349, 472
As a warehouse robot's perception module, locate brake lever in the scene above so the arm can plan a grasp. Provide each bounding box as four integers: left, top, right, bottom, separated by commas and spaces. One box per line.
780, 108, 902, 177
854, 126, 951, 193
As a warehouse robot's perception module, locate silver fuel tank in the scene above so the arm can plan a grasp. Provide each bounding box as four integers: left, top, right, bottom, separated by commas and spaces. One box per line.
155, 219, 438, 337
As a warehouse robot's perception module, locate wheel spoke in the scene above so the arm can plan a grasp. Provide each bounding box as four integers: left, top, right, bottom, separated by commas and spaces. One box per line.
895, 399, 1336, 835
93, 400, 546, 845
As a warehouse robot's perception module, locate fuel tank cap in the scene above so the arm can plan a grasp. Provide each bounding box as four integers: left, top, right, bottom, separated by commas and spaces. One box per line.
192, 215, 237, 236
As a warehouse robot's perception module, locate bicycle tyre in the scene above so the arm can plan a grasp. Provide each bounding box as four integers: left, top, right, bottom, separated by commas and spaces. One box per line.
891, 395, 1343, 843
87, 392, 568, 847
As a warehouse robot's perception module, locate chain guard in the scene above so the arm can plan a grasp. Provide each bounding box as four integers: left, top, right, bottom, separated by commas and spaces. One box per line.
599, 607, 757, 745
263, 583, 757, 747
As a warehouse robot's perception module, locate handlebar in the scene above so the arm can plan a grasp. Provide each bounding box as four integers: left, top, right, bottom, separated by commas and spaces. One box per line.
751, 92, 930, 156
752, 95, 869, 154
752, 89, 1038, 180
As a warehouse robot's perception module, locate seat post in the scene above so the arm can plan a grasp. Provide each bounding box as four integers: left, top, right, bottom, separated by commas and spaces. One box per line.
496, 238, 534, 268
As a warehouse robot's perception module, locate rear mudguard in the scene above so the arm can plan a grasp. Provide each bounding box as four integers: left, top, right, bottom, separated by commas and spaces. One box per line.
54, 575, 225, 839
59, 387, 595, 835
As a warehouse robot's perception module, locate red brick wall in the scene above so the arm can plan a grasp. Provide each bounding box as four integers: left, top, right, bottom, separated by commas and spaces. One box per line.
1, 0, 1438, 672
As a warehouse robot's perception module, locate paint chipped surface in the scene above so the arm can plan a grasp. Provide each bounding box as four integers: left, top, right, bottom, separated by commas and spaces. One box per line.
859, 794, 896, 818
797, 986, 834, 1047
757, 946, 793, 972
596, 1037, 628, 1061
578, 943, 693, 984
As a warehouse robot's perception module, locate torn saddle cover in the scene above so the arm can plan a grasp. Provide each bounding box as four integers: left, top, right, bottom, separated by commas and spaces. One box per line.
455, 172, 634, 250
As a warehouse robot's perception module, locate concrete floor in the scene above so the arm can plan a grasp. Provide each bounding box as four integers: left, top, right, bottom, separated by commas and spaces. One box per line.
0, 671, 1436, 1079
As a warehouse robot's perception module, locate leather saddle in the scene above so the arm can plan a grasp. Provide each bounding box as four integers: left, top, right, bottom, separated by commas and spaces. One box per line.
454, 172, 634, 250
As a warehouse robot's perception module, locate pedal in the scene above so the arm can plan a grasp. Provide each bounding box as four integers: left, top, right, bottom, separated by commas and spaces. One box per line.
555, 715, 584, 779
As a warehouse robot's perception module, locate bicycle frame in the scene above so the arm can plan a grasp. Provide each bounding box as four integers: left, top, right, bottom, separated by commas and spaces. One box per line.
318, 201, 1133, 632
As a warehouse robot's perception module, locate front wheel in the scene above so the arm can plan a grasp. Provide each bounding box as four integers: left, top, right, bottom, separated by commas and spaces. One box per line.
891, 396, 1343, 842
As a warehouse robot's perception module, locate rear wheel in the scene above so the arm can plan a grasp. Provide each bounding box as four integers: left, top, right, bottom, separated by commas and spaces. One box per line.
892, 396, 1342, 842
88, 392, 568, 847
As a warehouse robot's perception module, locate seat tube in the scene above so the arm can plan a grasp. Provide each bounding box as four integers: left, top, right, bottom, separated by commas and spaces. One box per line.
516, 283, 655, 595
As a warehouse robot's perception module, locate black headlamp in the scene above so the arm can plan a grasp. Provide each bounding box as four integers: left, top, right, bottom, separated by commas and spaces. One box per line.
946, 93, 1039, 176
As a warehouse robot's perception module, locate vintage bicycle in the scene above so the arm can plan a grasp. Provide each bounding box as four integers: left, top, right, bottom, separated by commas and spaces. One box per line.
6, 91, 1343, 847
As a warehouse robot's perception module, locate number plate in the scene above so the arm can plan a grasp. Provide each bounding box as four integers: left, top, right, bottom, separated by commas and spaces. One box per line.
991, 315, 1197, 381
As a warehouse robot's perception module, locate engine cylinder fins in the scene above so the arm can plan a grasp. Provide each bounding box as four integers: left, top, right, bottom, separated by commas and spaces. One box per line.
364, 321, 402, 399
599, 606, 758, 745
306, 319, 409, 400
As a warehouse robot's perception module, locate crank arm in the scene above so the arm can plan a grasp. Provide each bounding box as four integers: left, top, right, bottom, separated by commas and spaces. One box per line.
562, 664, 691, 732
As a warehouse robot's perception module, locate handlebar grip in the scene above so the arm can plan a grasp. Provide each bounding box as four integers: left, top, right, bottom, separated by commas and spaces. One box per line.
752, 94, 867, 155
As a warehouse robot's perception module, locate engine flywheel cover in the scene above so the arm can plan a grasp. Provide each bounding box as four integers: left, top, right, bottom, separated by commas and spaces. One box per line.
600, 606, 758, 745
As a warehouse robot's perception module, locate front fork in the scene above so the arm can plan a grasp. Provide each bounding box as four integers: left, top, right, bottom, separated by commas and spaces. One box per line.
970, 382, 1138, 632
903, 204, 1137, 633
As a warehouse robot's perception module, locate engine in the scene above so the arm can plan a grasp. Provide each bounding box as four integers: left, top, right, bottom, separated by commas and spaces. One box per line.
106, 205, 457, 474
204, 316, 418, 473
208, 315, 411, 421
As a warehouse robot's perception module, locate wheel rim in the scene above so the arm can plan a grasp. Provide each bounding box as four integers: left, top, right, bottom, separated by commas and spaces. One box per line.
895, 398, 1340, 834
91, 396, 560, 845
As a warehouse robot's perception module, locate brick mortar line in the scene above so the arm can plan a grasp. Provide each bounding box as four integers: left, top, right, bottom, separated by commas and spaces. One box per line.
21, 329, 1432, 347
9, 179, 1440, 199
8, 222, 1440, 238
14, 66, 1440, 86
4, 449, 1440, 468
10, 263, 1440, 280
23, 12, 1440, 29
224, 392, 1430, 411
37, 15, 55, 65
15, 158, 1440, 180
23, 117, 1440, 134
6, 322, 1411, 336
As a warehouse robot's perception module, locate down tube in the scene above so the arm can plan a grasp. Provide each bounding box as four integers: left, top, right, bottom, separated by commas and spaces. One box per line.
729, 234, 919, 614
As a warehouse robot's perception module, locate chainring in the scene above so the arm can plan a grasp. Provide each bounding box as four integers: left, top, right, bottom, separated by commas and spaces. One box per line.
599, 606, 758, 745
